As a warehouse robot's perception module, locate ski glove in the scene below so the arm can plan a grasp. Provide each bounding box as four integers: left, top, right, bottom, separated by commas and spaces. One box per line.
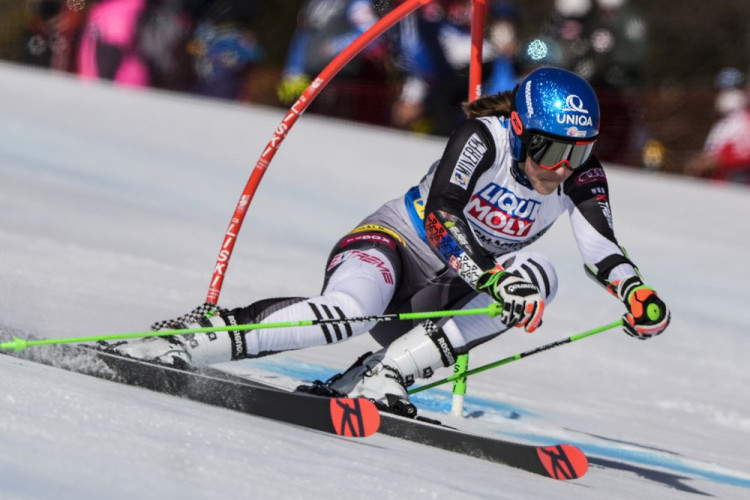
614, 276, 670, 340
476, 265, 544, 333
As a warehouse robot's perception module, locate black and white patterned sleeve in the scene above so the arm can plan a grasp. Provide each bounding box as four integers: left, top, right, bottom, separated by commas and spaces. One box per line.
563, 157, 638, 283
423, 119, 499, 288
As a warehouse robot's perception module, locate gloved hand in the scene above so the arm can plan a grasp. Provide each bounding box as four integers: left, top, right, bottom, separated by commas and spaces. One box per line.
614, 276, 670, 340
276, 74, 311, 104
477, 265, 544, 332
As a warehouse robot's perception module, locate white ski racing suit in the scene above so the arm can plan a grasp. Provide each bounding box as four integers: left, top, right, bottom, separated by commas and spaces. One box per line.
223, 116, 639, 360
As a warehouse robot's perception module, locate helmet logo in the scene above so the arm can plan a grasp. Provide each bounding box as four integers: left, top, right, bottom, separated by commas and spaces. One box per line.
524, 81, 534, 116
510, 111, 524, 136
562, 94, 589, 114
566, 126, 587, 138
557, 94, 593, 128
557, 114, 593, 127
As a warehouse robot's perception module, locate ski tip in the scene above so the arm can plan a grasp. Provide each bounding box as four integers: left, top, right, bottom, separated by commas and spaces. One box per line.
329, 397, 381, 438
536, 444, 589, 480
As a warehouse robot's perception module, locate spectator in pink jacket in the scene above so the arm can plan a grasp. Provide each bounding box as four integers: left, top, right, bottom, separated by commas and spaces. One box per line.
77, 0, 149, 87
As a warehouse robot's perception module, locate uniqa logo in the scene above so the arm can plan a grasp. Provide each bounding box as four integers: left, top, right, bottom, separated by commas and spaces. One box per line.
562, 94, 589, 114
557, 94, 593, 126
557, 114, 593, 126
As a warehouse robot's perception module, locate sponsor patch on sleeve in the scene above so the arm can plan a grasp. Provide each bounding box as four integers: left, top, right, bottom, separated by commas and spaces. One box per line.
349, 224, 406, 247
450, 133, 488, 190
574, 166, 606, 186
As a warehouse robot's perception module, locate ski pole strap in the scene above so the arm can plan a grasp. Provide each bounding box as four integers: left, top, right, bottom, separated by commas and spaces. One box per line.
408, 318, 623, 395
0, 303, 504, 352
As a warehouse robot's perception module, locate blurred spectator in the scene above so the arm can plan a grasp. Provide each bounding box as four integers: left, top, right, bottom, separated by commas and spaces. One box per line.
391, 0, 504, 136
686, 68, 750, 185
539, 0, 649, 165
186, 1, 264, 99
77, 0, 150, 86
591, 0, 650, 166
136, 0, 194, 92
276, 0, 389, 124
539, 0, 592, 75
78, 0, 199, 90
540, 0, 647, 85
585, 0, 647, 88
24, 0, 86, 72
483, 1, 520, 95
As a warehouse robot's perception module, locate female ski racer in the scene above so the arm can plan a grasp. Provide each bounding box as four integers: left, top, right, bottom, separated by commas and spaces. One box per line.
111, 67, 670, 412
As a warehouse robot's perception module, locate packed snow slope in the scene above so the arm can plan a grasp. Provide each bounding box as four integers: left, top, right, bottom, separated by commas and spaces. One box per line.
1, 62, 749, 499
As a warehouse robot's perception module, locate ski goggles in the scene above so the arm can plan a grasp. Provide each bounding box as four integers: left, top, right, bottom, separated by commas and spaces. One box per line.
526, 134, 596, 171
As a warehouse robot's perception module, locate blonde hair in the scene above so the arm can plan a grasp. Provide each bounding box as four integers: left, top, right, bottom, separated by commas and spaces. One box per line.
462, 89, 515, 118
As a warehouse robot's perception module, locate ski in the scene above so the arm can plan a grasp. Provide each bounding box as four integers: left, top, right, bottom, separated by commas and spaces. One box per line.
3, 346, 380, 438
5, 344, 586, 478
377, 412, 588, 480
211, 371, 588, 480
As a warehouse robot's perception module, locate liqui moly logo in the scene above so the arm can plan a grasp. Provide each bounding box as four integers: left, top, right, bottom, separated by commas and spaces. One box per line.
467, 184, 540, 238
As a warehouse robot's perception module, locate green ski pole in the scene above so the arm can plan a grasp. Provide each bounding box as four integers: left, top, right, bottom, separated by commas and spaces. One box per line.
451, 353, 469, 416
409, 318, 624, 395
0, 303, 504, 353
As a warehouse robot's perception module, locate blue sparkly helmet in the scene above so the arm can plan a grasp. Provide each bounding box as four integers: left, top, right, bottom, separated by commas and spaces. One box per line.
509, 67, 600, 171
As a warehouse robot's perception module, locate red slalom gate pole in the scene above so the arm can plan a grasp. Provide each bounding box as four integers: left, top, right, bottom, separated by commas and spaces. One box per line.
469, 0, 487, 101
205, 0, 433, 305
